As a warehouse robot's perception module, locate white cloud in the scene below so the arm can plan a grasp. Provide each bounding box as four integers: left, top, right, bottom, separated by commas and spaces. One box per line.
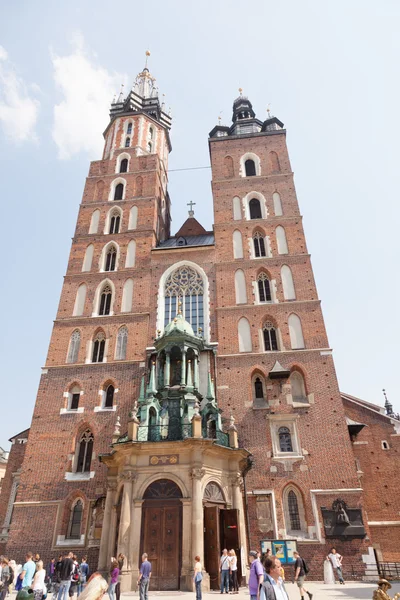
51, 35, 127, 160
0, 45, 40, 142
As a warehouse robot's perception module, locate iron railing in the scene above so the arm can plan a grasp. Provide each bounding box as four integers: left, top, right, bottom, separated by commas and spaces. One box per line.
135, 423, 230, 447
215, 429, 230, 447
378, 563, 400, 581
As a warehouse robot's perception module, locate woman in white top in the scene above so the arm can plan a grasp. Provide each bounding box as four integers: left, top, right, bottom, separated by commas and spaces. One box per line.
193, 555, 202, 600
32, 560, 46, 600
228, 549, 239, 594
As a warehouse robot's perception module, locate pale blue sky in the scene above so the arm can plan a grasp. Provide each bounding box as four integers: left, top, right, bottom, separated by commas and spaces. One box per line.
1, 0, 399, 448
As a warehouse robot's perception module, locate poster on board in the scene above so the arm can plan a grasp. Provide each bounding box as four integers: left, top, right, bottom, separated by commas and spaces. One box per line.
260, 540, 298, 564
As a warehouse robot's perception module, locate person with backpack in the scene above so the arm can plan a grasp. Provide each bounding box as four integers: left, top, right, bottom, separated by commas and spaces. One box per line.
293, 552, 312, 600
0, 557, 12, 600
69, 555, 80, 598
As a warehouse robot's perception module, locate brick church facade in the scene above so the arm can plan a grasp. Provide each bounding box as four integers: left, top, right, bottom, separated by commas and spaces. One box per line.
1, 58, 399, 588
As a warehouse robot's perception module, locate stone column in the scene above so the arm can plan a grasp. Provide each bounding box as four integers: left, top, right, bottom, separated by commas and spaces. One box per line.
118, 473, 134, 570
98, 480, 117, 571
193, 355, 199, 390
181, 348, 187, 386
130, 499, 144, 588
230, 473, 249, 583
164, 351, 171, 387
191, 467, 205, 563
180, 499, 192, 589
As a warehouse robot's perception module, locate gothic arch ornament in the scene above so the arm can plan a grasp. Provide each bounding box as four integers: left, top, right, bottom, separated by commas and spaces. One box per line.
137, 472, 188, 499
143, 479, 183, 499
203, 481, 226, 504
157, 260, 210, 340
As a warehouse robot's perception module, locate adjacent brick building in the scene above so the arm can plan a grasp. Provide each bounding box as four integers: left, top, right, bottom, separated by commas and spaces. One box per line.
1, 57, 399, 586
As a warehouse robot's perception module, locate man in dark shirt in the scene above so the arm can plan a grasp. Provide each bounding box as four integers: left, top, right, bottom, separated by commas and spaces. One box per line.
57, 552, 74, 600
137, 553, 152, 600
293, 551, 312, 600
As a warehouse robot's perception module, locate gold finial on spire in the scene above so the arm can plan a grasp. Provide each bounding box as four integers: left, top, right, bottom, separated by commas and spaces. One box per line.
145, 50, 150, 68
238, 87, 243, 95
177, 299, 182, 315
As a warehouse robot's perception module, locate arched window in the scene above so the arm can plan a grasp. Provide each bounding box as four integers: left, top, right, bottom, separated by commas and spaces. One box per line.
105, 246, 117, 272
69, 385, 81, 410
82, 244, 94, 272
116, 326, 128, 360
67, 500, 83, 539
149, 126, 154, 140
238, 317, 252, 352
121, 278, 134, 313
224, 156, 234, 178
233, 230, 244, 259
128, 206, 138, 230
126, 123, 132, 135
99, 285, 112, 315
278, 426, 293, 452
258, 273, 272, 302
125, 137, 130, 148
119, 158, 128, 173
76, 430, 94, 473
114, 183, 124, 201
233, 196, 241, 220
288, 314, 305, 349
290, 371, 307, 402
105, 384, 114, 408
281, 265, 296, 300
270, 151, 281, 172
249, 198, 262, 219
109, 210, 121, 234
245, 159, 256, 176
234, 269, 247, 304
254, 377, 264, 399
273, 192, 283, 216
164, 265, 204, 333
125, 240, 136, 268
92, 331, 105, 362
73, 283, 87, 317
67, 330, 81, 364
288, 490, 301, 530
276, 226, 288, 254
263, 321, 278, 351
89, 210, 100, 234
253, 232, 266, 257
147, 142, 152, 153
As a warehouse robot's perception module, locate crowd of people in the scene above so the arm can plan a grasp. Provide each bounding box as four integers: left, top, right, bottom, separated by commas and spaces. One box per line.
0, 552, 125, 600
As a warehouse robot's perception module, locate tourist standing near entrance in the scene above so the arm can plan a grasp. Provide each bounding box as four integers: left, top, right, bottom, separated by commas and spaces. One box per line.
20, 552, 36, 588
327, 548, 345, 584
260, 556, 288, 600
248, 551, 263, 600
293, 551, 312, 600
193, 555, 202, 600
115, 554, 125, 600
108, 559, 119, 600
32, 561, 46, 600
220, 549, 230, 594
57, 553, 74, 600
229, 550, 239, 594
0, 557, 11, 600
137, 554, 151, 600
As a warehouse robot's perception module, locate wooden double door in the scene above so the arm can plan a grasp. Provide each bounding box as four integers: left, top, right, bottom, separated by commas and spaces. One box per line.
204, 506, 242, 590
140, 500, 182, 590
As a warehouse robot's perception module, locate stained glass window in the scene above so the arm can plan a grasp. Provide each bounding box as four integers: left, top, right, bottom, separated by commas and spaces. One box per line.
164, 266, 204, 334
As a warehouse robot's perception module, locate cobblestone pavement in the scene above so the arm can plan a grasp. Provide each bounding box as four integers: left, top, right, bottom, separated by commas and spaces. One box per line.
120, 581, 400, 600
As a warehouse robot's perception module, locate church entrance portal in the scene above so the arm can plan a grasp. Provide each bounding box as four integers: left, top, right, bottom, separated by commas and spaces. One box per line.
203, 483, 242, 590
140, 479, 182, 590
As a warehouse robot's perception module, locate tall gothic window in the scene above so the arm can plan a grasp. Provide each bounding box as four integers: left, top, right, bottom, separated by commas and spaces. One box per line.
105, 246, 117, 271
105, 384, 114, 408
278, 427, 293, 452
114, 183, 124, 200
109, 211, 121, 234
119, 158, 128, 173
116, 326, 128, 360
288, 490, 301, 530
253, 232, 266, 257
258, 273, 272, 302
76, 430, 94, 473
127, 123, 132, 135
254, 377, 264, 399
263, 321, 278, 351
67, 330, 80, 363
69, 386, 80, 410
249, 198, 262, 219
164, 266, 204, 334
124, 137, 130, 148
245, 159, 256, 176
92, 332, 106, 362
67, 500, 83, 539
99, 286, 112, 315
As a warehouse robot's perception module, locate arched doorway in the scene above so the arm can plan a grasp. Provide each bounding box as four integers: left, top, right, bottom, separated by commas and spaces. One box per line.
140, 479, 183, 590
203, 482, 242, 590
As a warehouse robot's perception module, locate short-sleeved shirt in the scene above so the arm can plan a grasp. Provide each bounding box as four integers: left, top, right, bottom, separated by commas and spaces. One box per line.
140, 560, 152, 578
22, 560, 36, 587
294, 557, 305, 577
249, 559, 264, 595
328, 553, 341, 568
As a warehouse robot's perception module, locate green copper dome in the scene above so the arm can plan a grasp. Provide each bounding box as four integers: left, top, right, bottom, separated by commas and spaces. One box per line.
163, 313, 195, 337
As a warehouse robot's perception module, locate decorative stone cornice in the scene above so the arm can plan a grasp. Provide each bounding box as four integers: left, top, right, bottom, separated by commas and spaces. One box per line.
190, 467, 205, 480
